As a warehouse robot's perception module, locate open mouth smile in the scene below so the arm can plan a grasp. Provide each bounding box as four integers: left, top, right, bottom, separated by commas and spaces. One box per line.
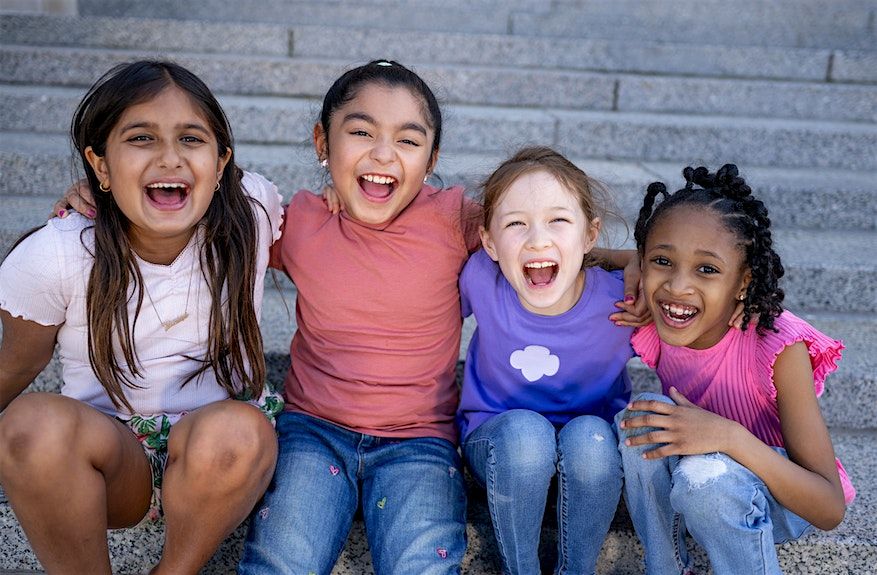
145, 181, 190, 211
523, 260, 558, 287
359, 173, 398, 202
659, 300, 700, 326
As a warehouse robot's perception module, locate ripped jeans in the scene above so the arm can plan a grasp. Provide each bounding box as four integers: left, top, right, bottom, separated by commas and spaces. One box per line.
615, 393, 812, 575
462, 409, 622, 575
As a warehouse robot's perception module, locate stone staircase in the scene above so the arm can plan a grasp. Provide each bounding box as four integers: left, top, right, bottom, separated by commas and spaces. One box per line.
0, 1, 875, 573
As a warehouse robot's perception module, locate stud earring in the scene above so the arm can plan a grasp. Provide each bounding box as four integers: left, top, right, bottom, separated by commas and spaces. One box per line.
320, 159, 328, 168
99, 181, 110, 192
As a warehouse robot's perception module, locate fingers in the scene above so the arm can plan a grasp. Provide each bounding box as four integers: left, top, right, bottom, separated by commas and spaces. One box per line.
622, 267, 641, 304
667, 386, 694, 406
68, 181, 96, 217
624, 399, 676, 418
610, 302, 652, 327
50, 198, 69, 219
729, 301, 745, 328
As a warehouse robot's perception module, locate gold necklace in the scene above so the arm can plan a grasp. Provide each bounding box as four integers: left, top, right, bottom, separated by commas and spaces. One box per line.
142, 244, 197, 332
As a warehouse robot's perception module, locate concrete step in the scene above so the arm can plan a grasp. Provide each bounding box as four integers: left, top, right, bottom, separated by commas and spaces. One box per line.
3, 134, 875, 233
2, 429, 874, 573
2, 42, 876, 125
3, 78, 876, 164
511, 0, 877, 51
75, 0, 519, 34
5, 13, 873, 88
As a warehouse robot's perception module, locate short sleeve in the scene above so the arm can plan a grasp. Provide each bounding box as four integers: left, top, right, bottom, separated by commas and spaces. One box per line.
755, 311, 844, 399
0, 222, 71, 326
460, 194, 483, 254
241, 170, 284, 244
630, 323, 661, 369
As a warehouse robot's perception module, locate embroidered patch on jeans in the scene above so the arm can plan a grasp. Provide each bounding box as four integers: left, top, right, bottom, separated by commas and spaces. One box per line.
436, 547, 448, 558
329, 465, 340, 476
377, 497, 387, 509
258, 507, 270, 520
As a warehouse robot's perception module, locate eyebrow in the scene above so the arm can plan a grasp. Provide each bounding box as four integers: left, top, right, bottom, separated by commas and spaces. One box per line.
650, 243, 726, 262
342, 112, 428, 136
118, 121, 211, 135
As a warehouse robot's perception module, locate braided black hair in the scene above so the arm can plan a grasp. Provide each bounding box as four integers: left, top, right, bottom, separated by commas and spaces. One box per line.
634, 164, 784, 333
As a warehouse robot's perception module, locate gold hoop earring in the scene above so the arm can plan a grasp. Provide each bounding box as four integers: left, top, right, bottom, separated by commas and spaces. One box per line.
214, 182, 221, 192
99, 181, 110, 192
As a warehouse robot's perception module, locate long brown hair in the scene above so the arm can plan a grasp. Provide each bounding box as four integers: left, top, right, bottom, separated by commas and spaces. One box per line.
71, 60, 265, 412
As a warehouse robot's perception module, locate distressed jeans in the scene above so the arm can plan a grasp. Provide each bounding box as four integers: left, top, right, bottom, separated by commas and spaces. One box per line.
462, 409, 623, 575
616, 393, 813, 575
238, 411, 467, 575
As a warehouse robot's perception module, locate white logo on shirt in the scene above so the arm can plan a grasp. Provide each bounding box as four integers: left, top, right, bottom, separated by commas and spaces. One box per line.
510, 345, 560, 382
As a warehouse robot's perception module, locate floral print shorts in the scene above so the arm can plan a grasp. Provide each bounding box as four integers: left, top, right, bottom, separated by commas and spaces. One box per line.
118, 391, 284, 524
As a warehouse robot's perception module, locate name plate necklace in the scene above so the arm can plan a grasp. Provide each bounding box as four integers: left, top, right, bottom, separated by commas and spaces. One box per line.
143, 244, 196, 331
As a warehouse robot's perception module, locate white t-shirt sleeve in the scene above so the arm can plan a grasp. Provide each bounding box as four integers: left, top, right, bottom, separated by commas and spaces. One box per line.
0, 221, 71, 326
241, 170, 284, 244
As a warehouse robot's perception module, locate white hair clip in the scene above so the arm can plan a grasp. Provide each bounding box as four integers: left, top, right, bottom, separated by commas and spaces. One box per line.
376, 61, 393, 67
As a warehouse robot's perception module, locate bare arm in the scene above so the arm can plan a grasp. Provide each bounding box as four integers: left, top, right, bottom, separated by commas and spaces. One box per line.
0, 309, 60, 411
621, 342, 845, 529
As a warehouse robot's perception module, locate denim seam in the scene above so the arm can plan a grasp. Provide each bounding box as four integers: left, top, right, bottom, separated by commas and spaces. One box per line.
483, 438, 514, 573
555, 449, 568, 575
672, 511, 686, 574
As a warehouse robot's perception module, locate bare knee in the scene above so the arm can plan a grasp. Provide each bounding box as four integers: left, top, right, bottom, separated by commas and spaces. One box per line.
170, 403, 277, 485
0, 394, 80, 478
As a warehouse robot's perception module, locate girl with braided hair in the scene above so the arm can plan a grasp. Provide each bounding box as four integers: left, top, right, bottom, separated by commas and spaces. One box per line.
615, 164, 854, 574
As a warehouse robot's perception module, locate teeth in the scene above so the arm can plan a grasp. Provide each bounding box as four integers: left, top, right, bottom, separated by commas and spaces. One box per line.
362, 174, 396, 185
661, 303, 697, 321
524, 261, 556, 269
146, 182, 187, 189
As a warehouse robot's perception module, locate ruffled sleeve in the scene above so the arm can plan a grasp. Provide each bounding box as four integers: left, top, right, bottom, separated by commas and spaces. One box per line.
241, 170, 284, 244
631, 323, 662, 369
0, 220, 74, 326
755, 311, 844, 400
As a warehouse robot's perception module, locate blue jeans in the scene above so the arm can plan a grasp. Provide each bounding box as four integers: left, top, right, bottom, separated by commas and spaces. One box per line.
238, 411, 467, 575
615, 393, 813, 575
462, 409, 622, 575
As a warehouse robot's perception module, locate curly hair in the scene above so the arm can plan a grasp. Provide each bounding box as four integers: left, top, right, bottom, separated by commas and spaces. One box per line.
634, 164, 784, 333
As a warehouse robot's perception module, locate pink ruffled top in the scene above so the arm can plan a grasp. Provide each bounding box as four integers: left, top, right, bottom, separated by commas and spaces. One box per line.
632, 310, 854, 504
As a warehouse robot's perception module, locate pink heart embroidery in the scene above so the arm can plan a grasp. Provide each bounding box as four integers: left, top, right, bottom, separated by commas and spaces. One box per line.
329, 465, 340, 476
436, 547, 448, 559
258, 507, 270, 520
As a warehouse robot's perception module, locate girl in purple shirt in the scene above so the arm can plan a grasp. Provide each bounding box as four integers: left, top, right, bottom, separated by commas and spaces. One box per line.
457, 147, 637, 574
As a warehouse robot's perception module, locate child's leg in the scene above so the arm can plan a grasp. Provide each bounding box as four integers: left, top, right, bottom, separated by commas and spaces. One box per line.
0, 393, 152, 574
615, 393, 689, 575
360, 435, 467, 575
238, 411, 360, 575
555, 415, 622, 574
461, 409, 557, 574
152, 400, 277, 575
669, 450, 811, 575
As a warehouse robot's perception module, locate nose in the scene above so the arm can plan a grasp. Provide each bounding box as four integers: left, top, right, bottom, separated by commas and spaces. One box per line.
664, 269, 694, 295
369, 138, 394, 164
525, 223, 552, 250
157, 140, 183, 169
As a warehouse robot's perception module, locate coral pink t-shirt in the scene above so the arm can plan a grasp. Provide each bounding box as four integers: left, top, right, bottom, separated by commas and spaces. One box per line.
271, 185, 480, 443
631, 311, 854, 504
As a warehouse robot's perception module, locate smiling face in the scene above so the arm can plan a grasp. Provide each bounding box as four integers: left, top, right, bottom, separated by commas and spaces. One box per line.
481, 169, 600, 316
642, 206, 751, 349
315, 83, 436, 226
85, 85, 230, 263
